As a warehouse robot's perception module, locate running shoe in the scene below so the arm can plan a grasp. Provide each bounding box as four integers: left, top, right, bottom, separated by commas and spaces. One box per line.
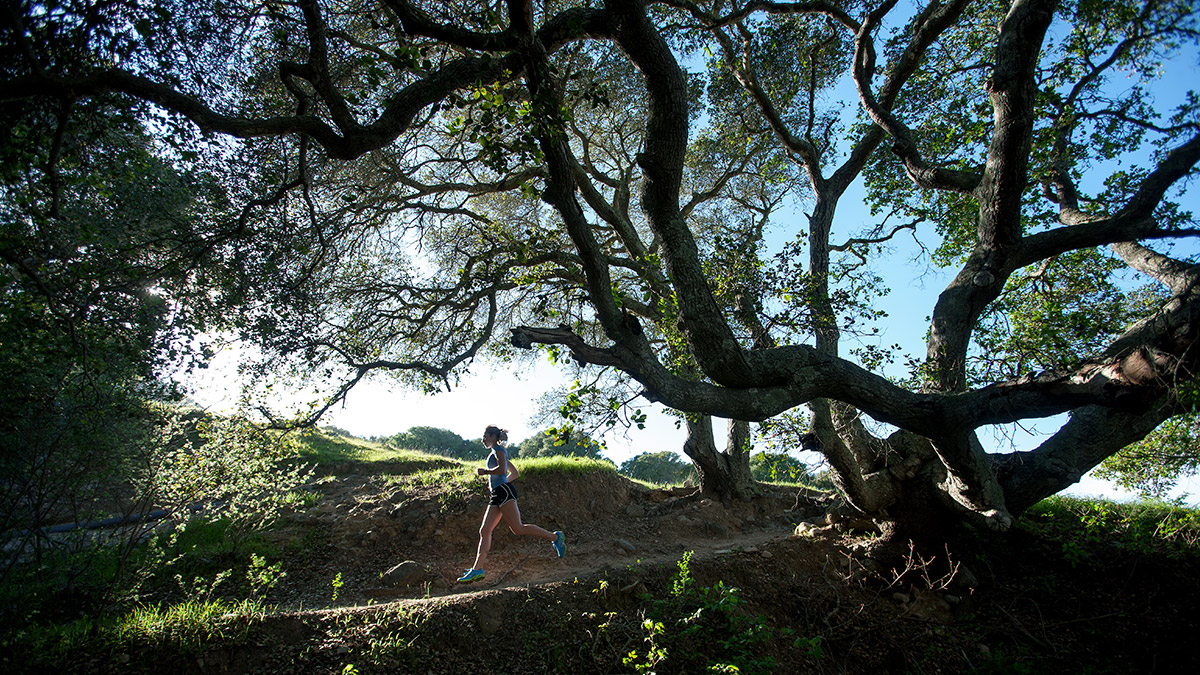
457, 568, 485, 583
552, 531, 566, 558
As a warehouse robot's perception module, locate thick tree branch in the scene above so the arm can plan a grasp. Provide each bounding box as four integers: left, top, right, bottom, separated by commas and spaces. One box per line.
996, 400, 1180, 515
975, 0, 1058, 246
1110, 241, 1197, 295
1018, 132, 1200, 268
661, 0, 859, 32
607, 0, 758, 387
382, 0, 523, 51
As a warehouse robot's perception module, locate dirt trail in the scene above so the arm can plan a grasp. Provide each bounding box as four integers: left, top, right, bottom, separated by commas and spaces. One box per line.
268, 468, 824, 610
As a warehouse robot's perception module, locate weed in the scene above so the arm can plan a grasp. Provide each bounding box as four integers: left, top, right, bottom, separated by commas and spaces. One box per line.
403, 467, 478, 511
116, 597, 267, 651
246, 553, 286, 600
794, 635, 825, 659
282, 489, 322, 509
1023, 497, 1200, 560
331, 572, 345, 603
967, 646, 1037, 674
174, 568, 232, 604
1061, 540, 1089, 568
5, 596, 270, 671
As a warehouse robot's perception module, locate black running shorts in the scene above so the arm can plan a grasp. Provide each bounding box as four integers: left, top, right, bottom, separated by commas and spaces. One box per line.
488, 482, 518, 507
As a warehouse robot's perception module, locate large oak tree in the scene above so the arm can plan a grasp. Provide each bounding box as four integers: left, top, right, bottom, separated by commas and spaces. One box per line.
4, 0, 1198, 540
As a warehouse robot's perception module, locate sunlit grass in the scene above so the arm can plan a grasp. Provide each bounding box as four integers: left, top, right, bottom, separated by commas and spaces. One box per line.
512, 455, 619, 477
293, 430, 459, 473
389, 465, 477, 512
626, 476, 691, 489
116, 598, 268, 648
3, 598, 270, 670
281, 488, 322, 509
402, 465, 475, 488
378, 455, 621, 511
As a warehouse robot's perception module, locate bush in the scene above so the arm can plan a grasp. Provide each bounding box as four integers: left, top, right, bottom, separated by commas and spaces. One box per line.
749, 452, 814, 484
619, 451, 696, 486
0, 406, 308, 639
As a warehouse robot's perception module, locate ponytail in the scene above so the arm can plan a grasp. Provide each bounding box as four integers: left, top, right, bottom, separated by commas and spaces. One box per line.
485, 424, 509, 444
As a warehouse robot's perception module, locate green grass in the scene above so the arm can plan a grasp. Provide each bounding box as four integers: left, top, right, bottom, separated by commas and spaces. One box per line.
625, 476, 690, 489
2, 597, 271, 672
294, 429, 624, 481
115, 597, 268, 649
511, 455, 619, 477
1022, 496, 1200, 558
391, 466, 478, 512
293, 430, 460, 473
756, 477, 833, 491
368, 454, 624, 512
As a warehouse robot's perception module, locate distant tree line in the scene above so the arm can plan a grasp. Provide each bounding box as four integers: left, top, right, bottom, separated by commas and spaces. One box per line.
382, 425, 606, 461
617, 449, 831, 489
382, 425, 828, 489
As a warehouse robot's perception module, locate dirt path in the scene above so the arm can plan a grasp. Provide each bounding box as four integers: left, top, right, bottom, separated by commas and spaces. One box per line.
268, 469, 821, 610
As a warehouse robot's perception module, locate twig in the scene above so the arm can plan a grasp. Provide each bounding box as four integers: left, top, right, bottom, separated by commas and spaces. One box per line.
493, 555, 531, 585
995, 603, 1054, 651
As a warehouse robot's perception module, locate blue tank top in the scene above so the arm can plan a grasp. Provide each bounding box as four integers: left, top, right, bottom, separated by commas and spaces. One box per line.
486, 448, 508, 489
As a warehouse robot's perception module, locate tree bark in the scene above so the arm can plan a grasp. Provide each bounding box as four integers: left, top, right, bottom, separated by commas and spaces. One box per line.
681, 415, 757, 502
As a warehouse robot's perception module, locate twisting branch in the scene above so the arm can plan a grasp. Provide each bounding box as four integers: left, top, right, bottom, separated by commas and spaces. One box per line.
850, 0, 981, 194
272, 292, 502, 429
381, 0, 523, 51
510, 325, 625, 368
659, 0, 859, 32
1019, 132, 1200, 269
830, 221, 917, 252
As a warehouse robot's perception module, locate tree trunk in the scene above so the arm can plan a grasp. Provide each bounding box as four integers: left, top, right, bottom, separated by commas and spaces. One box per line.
681, 415, 756, 501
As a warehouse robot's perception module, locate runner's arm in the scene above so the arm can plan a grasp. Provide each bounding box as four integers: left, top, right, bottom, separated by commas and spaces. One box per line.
476, 448, 508, 476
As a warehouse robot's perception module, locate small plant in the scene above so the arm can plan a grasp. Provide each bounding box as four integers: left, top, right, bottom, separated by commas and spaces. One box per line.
282, 488, 323, 509
246, 553, 286, 600
175, 568, 233, 604
331, 572, 345, 603
794, 635, 825, 659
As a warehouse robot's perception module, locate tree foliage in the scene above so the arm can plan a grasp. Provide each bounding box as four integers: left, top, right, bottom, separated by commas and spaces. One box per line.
0, 51, 305, 623
620, 450, 697, 485
1095, 412, 1200, 499
388, 426, 485, 460
749, 452, 814, 485
4, 0, 1199, 541
519, 429, 605, 459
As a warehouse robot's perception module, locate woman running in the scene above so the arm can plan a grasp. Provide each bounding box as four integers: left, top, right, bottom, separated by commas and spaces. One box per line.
458, 424, 565, 583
